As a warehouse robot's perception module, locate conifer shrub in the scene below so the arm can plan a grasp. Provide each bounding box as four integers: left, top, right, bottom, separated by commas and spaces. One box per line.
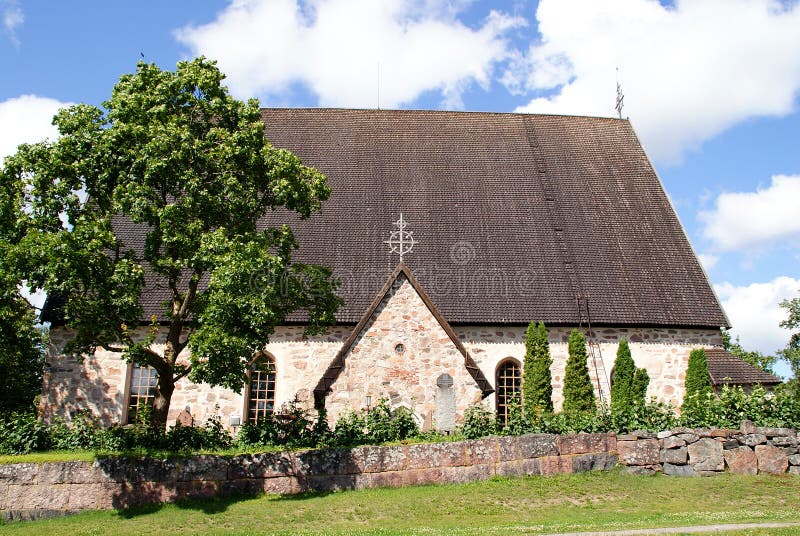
610, 339, 635, 412
522, 321, 553, 415
562, 329, 596, 413
632, 367, 650, 405
682, 348, 712, 414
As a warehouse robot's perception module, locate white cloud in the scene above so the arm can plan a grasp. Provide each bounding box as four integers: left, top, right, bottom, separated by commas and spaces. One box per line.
175, 0, 523, 108
509, 0, 800, 163
699, 175, 800, 252
2, 0, 23, 47
697, 253, 719, 271
0, 95, 70, 165
716, 276, 800, 355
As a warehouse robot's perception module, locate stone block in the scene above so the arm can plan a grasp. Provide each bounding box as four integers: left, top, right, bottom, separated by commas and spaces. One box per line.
724, 446, 757, 475
306, 474, 360, 492
711, 429, 736, 438
630, 430, 656, 439
298, 448, 351, 476
755, 445, 789, 475
441, 463, 494, 484
662, 436, 686, 449
772, 436, 798, 447
676, 433, 699, 444
177, 455, 228, 482
539, 455, 574, 476
740, 420, 755, 434
229, 452, 295, 479
789, 466, 800, 476
0, 463, 39, 484
741, 434, 767, 447
657, 430, 674, 439
517, 433, 558, 458
789, 454, 800, 465
175, 480, 220, 500
687, 438, 724, 471
557, 433, 610, 455
7, 483, 68, 510
722, 440, 740, 450
407, 441, 466, 469
663, 446, 688, 465
755, 427, 794, 437
663, 463, 696, 477
466, 437, 499, 466
617, 438, 660, 466
496, 436, 522, 461
572, 453, 617, 473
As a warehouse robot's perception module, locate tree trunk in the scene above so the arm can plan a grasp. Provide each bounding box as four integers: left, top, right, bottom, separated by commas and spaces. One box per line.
151, 375, 175, 431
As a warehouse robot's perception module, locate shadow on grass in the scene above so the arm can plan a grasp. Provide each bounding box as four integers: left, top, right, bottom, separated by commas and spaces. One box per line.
115, 488, 338, 519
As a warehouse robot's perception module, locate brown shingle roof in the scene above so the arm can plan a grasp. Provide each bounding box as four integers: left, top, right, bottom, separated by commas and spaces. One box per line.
256, 108, 727, 327
48, 109, 729, 329
706, 348, 782, 386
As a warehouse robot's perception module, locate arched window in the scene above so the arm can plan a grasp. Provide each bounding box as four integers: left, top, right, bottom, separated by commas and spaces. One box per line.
247, 354, 276, 423
496, 359, 521, 424
127, 363, 157, 424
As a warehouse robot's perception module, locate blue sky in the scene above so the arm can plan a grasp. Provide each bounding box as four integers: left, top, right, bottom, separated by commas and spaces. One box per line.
1, 0, 799, 375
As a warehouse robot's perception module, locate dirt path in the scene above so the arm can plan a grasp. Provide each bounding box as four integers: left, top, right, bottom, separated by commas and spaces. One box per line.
544, 522, 800, 535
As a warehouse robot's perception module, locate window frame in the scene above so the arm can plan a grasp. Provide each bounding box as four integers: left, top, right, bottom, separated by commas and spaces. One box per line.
125, 362, 158, 425
244, 352, 277, 423
495, 358, 522, 425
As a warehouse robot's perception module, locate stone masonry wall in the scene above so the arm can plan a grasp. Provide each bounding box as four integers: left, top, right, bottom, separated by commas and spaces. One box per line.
41, 322, 721, 430
619, 421, 800, 476
324, 275, 485, 426
0, 432, 616, 521
458, 326, 722, 411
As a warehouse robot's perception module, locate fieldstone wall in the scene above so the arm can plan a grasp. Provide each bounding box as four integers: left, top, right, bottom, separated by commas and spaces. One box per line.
41, 320, 721, 431
619, 421, 800, 476
0, 432, 616, 521
324, 274, 485, 426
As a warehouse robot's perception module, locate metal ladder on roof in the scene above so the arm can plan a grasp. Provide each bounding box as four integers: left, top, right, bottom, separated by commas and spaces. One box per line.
576, 293, 611, 405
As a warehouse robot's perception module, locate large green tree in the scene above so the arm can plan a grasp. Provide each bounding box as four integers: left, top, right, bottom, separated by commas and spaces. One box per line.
1, 58, 341, 429
779, 297, 800, 378
562, 329, 596, 413
522, 321, 553, 415
0, 173, 46, 413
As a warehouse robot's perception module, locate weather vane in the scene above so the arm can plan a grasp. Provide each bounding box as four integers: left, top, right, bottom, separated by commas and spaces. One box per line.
615, 67, 625, 119
385, 213, 416, 261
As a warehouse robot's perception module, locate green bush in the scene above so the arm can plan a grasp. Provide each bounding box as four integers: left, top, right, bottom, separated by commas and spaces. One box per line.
563, 330, 596, 413
0, 412, 51, 454
458, 404, 497, 439
610, 339, 636, 412
523, 321, 553, 415
682, 348, 711, 414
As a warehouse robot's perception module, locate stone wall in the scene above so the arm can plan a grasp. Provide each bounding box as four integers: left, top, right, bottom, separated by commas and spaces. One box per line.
619, 421, 800, 476
324, 275, 485, 426
41, 322, 721, 430
457, 326, 721, 411
0, 432, 616, 521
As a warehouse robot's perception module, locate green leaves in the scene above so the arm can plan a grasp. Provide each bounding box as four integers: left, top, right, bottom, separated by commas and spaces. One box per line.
2, 57, 340, 428
563, 329, 596, 414
522, 321, 553, 415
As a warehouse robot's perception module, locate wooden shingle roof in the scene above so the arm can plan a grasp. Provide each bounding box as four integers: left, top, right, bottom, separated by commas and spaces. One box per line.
706, 348, 782, 387
57, 109, 728, 329
255, 108, 727, 328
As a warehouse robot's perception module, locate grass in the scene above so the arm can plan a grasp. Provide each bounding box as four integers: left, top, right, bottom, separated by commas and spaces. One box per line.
1, 470, 799, 535
0, 450, 96, 464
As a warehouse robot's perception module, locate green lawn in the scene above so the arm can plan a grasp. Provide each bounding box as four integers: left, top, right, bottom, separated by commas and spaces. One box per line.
1, 470, 799, 535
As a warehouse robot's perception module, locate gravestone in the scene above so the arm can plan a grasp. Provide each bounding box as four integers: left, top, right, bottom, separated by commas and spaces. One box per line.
436, 373, 455, 433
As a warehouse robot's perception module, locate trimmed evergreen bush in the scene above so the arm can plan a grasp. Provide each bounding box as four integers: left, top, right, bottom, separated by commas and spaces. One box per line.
632, 367, 650, 405
682, 348, 712, 413
610, 339, 636, 412
563, 329, 596, 413
522, 321, 553, 415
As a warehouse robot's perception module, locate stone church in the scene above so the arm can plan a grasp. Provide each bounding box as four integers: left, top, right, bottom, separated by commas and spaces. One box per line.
42, 108, 759, 432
